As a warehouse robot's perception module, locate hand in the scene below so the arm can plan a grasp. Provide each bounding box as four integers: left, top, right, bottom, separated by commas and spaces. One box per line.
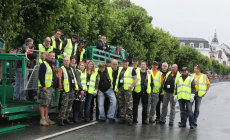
174, 95, 178, 102
128, 87, 132, 92
190, 94, 195, 103
42, 87, 47, 92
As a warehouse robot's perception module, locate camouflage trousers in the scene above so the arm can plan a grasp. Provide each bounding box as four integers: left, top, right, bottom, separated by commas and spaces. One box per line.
148, 92, 159, 121
38, 87, 55, 107
118, 87, 133, 123
58, 90, 74, 120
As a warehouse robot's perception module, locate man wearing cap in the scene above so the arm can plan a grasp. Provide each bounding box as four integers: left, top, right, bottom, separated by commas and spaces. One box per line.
159, 64, 180, 126
174, 67, 196, 129
62, 35, 78, 58
148, 61, 163, 123
97, 63, 117, 123
115, 60, 137, 126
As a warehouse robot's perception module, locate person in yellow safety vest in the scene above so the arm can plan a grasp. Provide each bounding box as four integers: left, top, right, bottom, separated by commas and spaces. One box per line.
148, 61, 163, 123
72, 62, 87, 123
156, 62, 169, 122
39, 52, 47, 64
96, 63, 117, 123
158, 64, 181, 126
131, 57, 140, 123
174, 67, 196, 129
191, 64, 210, 127
38, 52, 58, 126
57, 57, 79, 126
38, 37, 54, 53
114, 59, 138, 126
70, 55, 77, 72
75, 40, 86, 64
51, 29, 63, 67
133, 61, 154, 124
84, 60, 99, 122
62, 34, 78, 59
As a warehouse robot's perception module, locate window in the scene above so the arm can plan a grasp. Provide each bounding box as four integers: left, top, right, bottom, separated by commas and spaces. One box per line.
190, 42, 194, 48
180, 42, 185, 46
199, 43, 204, 48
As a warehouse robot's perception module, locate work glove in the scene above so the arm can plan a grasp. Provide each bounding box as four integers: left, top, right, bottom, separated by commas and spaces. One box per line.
190, 94, 195, 103
174, 95, 178, 103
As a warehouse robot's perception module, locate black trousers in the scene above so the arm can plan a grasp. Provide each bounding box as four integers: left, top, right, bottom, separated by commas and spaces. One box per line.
90, 95, 99, 120
156, 94, 164, 120
133, 91, 149, 122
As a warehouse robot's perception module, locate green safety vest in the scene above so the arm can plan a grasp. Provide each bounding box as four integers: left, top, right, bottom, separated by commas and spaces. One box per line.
162, 71, 181, 95
115, 67, 134, 92
176, 76, 194, 100
80, 48, 85, 62
51, 37, 63, 59
78, 69, 87, 91
38, 61, 53, 87
151, 70, 162, 93
64, 39, 77, 58
191, 73, 207, 97
61, 66, 78, 92
87, 71, 98, 94
38, 44, 53, 53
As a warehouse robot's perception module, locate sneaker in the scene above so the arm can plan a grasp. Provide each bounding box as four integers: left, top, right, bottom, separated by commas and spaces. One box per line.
40, 117, 49, 126
45, 116, 56, 125
149, 119, 155, 123
190, 124, 195, 129
178, 122, 186, 128
169, 122, 174, 126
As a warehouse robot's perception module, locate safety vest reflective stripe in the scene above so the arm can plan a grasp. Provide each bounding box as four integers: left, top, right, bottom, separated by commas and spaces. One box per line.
38, 44, 53, 52
151, 70, 162, 93
38, 61, 53, 87
176, 76, 193, 100
79, 70, 87, 91
88, 72, 97, 94
191, 73, 207, 97
80, 48, 85, 62
114, 67, 133, 92
61, 66, 79, 92
64, 39, 77, 58
134, 68, 141, 93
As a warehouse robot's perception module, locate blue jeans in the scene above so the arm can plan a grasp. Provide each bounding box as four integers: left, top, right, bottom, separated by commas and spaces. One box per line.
13, 68, 28, 100
98, 89, 117, 120
194, 95, 202, 123
84, 92, 93, 120
178, 99, 194, 126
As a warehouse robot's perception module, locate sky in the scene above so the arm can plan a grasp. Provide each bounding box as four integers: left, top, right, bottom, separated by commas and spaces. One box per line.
131, 0, 230, 45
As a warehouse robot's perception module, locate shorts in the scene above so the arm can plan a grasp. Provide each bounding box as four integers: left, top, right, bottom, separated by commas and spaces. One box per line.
38, 87, 55, 107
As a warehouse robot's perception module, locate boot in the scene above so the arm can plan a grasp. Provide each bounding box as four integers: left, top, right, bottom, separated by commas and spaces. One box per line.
58, 120, 64, 126
45, 116, 56, 125
40, 117, 49, 126
64, 119, 73, 125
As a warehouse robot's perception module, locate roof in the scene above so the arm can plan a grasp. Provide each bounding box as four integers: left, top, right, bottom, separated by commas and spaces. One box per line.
177, 37, 208, 42
212, 31, 219, 43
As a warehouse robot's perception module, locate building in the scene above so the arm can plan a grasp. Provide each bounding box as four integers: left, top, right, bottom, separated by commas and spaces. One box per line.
178, 32, 230, 66
177, 37, 210, 57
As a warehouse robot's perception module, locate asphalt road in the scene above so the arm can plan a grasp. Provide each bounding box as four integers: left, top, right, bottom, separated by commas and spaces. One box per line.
0, 82, 230, 140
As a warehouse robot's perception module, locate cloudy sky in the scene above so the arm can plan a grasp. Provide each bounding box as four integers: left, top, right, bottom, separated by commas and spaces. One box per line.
131, 0, 230, 45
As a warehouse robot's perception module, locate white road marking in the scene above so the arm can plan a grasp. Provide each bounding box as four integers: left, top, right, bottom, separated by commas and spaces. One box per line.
34, 121, 98, 140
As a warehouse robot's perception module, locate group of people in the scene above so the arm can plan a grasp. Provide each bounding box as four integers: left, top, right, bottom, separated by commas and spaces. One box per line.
12, 29, 210, 129
38, 51, 210, 129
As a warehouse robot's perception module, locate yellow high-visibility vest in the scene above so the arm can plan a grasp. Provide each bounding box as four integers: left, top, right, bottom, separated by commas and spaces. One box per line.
64, 39, 77, 58
115, 67, 134, 92
51, 37, 63, 59
176, 76, 193, 100
151, 70, 162, 93
38, 61, 53, 87
38, 44, 53, 53
191, 73, 207, 97
87, 71, 98, 94
61, 66, 79, 92
78, 69, 87, 91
